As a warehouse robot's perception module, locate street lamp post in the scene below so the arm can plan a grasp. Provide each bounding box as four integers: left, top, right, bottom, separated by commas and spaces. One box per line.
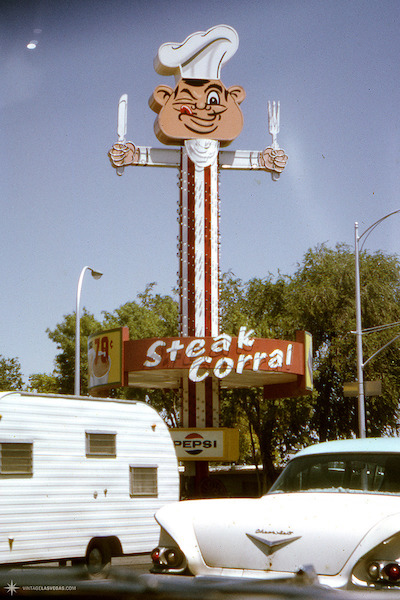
354, 222, 366, 438
75, 266, 103, 396
354, 210, 400, 438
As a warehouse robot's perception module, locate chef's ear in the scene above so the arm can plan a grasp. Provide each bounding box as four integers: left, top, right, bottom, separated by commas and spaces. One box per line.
228, 86, 246, 105
149, 85, 174, 113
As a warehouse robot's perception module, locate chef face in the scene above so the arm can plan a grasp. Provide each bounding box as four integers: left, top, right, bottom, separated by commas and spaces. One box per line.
149, 78, 246, 146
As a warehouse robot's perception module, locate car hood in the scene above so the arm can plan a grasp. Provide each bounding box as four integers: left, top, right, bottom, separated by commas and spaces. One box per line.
156, 492, 400, 576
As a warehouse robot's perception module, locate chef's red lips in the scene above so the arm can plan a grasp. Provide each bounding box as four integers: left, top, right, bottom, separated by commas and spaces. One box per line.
180, 105, 193, 115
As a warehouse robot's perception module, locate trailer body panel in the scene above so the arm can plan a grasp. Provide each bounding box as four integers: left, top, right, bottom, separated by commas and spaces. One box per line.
0, 392, 179, 565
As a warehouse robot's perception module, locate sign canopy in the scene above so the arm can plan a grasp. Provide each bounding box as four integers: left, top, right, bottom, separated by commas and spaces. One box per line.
123, 329, 312, 395
89, 328, 312, 398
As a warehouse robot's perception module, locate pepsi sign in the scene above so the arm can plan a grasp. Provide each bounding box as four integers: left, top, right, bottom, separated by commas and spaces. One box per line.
170, 428, 239, 461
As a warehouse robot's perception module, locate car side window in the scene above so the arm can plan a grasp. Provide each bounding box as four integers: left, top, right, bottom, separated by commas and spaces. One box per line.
270, 452, 400, 494
379, 456, 400, 493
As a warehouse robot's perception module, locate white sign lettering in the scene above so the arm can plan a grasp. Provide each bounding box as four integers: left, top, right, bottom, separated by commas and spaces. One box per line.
268, 349, 284, 369
188, 356, 212, 382
236, 354, 253, 374
166, 339, 185, 361
142, 329, 295, 382
144, 340, 166, 367
253, 351, 268, 371
237, 326, 255, 349
211, 333, 232, 353
186, 339, 206, 358
214, 357, 234, 379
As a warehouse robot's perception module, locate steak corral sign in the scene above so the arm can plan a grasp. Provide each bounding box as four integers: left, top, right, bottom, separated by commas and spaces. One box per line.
123, 328, 313, 391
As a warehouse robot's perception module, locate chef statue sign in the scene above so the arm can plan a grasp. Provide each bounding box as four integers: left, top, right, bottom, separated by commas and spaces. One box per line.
109, 25, 287, 175
108, 26, 298, 492
108, 25, 288, 348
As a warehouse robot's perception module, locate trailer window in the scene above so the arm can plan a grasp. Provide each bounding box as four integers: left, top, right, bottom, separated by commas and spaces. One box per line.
130, 466, 158, 497
86, 432, 116, 457
0, 442, 33, 475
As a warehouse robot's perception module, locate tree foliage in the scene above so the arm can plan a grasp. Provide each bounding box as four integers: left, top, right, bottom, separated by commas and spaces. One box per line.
102, 283, 178, 338
0, 355, 23, 391
287, 244, 400, 440
46, 309, 102, 395
27, 373, 59, 394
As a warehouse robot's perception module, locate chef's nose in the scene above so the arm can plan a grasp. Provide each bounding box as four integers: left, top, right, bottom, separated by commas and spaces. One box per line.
195, 100, 207, 110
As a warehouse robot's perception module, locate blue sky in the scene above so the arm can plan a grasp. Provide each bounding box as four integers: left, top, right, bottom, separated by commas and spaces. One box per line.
2, 0, 400, 382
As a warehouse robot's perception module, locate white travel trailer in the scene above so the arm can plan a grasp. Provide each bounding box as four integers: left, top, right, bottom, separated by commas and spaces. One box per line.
0, 391, 179, 576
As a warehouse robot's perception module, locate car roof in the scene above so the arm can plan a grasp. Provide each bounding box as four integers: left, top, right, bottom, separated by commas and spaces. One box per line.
295, 437, 400, 458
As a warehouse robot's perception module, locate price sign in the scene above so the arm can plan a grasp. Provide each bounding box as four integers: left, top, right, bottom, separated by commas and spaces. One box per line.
88, 327, 128, 391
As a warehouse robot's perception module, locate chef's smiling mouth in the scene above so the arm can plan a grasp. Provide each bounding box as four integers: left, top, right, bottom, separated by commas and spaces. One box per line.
184, 124, 218, 134
179, 115, 220, 134
178, 112, 220, 125
177, 106, 222, 133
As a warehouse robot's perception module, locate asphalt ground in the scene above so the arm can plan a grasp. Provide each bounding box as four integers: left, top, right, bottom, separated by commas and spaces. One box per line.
112, 553, 153, 573
3, 556, 400, 599
0, 554, 154, 597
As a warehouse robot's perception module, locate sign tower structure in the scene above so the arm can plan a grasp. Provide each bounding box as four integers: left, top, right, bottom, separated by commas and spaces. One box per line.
106, 25, 309, 492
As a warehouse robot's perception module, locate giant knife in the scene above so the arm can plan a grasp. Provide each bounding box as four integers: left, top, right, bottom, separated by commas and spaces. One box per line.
116, 94, 128, 176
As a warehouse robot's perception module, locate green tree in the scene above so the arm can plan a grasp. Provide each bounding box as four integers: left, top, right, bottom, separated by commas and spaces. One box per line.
46, 309, 102, 394
101, 283, 178, 338
0, 355, 24, 391
27, 373, 59, 394
287, 244, 400, 440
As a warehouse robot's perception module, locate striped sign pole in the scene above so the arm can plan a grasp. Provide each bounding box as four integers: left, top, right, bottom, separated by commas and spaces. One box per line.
178, 146, 220, 431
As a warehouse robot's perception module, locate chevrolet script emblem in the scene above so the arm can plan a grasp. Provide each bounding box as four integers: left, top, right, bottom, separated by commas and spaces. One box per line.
246, 532, 301, 555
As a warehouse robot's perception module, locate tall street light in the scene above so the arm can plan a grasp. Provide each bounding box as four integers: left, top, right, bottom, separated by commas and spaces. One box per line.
354, 221, 365, 438
75, 266, 103, 396
354, 210, 400, 438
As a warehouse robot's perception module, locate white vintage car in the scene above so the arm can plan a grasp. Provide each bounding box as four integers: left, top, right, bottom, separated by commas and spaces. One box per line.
151, 437, 400, 590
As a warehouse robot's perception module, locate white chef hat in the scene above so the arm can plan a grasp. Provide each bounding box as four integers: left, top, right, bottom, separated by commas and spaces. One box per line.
154, 25, 239, 83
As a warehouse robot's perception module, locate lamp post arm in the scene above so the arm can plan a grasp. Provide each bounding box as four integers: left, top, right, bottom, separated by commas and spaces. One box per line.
363, 332, 400, 370
359, 209, 400, 251
360, 321, 400, 334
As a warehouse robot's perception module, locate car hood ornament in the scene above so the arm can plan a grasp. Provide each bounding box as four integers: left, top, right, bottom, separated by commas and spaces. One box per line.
246, 532, 301, 555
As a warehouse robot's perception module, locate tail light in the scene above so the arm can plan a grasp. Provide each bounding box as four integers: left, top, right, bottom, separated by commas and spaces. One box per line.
151, 547, 160, 564
384, 563, 400, 582
164, 548, 184, 567
368, 561, 400, 584
151, 546, 186, 572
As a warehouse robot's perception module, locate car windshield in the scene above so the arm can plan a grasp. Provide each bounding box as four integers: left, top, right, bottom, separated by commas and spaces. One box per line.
269, 452, 400, 494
